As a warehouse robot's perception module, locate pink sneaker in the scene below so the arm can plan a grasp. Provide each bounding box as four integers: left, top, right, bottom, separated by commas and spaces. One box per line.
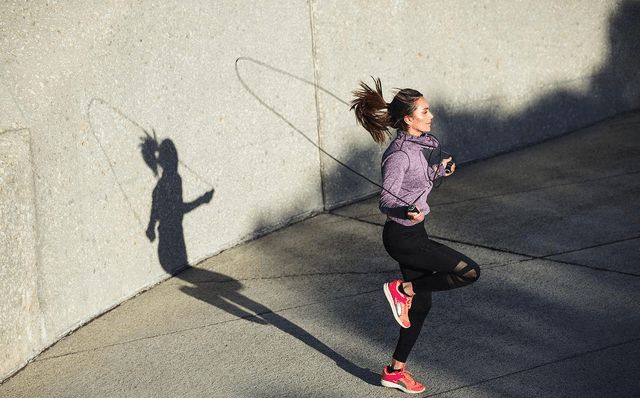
383, 280, 412, 328
381, 366, 426, 394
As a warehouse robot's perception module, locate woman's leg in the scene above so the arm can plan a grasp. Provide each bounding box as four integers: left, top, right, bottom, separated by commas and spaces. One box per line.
391, 238, 481, 293
391, 290, 432, 364
382, 221, 480, 366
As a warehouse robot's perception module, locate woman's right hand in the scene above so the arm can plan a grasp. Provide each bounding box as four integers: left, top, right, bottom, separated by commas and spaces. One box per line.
441, 156, 453, 169
407, 210, 425, 223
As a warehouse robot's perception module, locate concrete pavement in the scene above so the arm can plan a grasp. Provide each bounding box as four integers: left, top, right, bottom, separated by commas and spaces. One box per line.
1, 111, 639, 397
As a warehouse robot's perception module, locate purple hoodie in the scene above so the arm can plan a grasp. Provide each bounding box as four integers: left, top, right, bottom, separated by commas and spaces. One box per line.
379, 131, 445, 226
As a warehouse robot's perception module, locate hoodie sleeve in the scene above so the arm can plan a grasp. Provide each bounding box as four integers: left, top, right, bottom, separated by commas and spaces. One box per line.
427, 162, 446, 180
379, 151, 410, 219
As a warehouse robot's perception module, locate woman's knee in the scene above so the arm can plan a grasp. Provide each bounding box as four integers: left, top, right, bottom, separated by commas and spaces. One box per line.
454, 259, 480, 283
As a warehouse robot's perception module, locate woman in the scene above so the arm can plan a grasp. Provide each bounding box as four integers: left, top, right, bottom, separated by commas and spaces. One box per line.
351, 78, 480, 394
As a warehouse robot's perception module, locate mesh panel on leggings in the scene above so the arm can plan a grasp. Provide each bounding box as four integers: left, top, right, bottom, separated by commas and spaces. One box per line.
446, 261, 479, 288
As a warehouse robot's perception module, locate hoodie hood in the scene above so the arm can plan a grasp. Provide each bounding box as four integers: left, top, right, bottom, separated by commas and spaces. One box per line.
396, 130, 439, 149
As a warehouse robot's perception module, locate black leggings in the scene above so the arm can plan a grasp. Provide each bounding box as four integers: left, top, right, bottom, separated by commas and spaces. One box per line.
382, 220, 480, 363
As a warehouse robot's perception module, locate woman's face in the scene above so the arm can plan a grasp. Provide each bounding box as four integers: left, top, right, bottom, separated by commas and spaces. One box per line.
404, 97, 433, 135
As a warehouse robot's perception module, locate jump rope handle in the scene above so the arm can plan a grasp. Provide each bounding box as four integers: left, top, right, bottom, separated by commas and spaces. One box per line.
445, 157, 454, 175
406, 204, 418, 216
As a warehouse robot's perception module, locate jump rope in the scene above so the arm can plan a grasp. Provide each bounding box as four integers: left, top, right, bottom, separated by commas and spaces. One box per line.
235, 57, 453, 215
92, 57, 454, 223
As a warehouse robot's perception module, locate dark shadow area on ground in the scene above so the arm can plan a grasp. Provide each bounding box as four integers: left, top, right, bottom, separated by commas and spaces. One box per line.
177, 268, 380, 385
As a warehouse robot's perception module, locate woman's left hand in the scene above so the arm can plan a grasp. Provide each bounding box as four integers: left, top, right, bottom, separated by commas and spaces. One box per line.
445, 162, 456, 176
440, 157, 455, 176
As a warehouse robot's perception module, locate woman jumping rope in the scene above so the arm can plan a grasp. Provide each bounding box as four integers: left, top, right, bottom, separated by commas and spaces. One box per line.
351, 78, 481, 394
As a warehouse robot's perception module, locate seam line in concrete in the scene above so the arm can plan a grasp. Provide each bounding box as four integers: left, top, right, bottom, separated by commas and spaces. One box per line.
330, 211, 537, 257
481, 259, 537, 270
541, 235, 640, 258
431, 169, 640, 209
536, 257, 640, 278
0, 127, 29, 136
330, 164, 640, 217
181, 255, 529, 289
177, 269, 398, 285
329, 212, 640, 277
425, 236, 640, 278
23, 124, 47, 350
423, 336, 640, 397
307, 0, 327, 209
34, 287, 380, 363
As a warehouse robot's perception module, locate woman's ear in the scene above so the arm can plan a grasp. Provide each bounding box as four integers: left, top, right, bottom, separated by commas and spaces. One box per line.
404, 114, 412, 127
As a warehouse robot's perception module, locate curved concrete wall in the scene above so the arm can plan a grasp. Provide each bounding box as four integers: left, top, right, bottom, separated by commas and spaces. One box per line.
1, 0, 638, 380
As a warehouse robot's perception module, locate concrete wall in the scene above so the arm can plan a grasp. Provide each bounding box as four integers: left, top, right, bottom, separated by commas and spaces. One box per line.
311, 0, 640, 207
1, 0, 638, 381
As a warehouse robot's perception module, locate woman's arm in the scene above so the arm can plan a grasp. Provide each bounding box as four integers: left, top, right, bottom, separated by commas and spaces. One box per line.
379, 151, 410, 219
429, 156, 453, 179
146, 187, 159, 241
182, 189, 214, 214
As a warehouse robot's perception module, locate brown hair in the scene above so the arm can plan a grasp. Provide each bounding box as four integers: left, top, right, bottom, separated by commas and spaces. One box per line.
350, 77, 423, 144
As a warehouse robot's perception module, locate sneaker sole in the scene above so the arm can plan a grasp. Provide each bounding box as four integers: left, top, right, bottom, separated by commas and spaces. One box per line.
381, 379, 425, 394
383, 283, 410, 329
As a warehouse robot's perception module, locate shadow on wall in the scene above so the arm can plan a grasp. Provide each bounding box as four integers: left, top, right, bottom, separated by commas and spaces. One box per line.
140, 130, 214, 273
436, 1, 640, 162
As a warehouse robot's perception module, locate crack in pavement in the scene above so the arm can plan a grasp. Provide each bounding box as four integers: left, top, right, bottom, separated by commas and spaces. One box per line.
330, 169, 640, 215
173, 260, 529, 287
541, 235, 640, 258
422, 336, 640, 397
330, 213, 640, 278
175, 269, 399, 285
536, 257, 640, 278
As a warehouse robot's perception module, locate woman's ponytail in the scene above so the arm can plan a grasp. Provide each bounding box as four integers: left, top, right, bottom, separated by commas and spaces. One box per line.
350, 77, 392, 144
351, 78, 424, 144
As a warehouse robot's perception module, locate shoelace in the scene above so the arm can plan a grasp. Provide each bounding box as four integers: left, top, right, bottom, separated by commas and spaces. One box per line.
400, 369, 419, 387
402, 296, 413, 318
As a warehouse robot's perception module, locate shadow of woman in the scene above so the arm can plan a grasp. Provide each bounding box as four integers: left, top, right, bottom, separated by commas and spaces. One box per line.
141, 131, 213, 274
178, 267, 379, 385
139, 131, 378, 385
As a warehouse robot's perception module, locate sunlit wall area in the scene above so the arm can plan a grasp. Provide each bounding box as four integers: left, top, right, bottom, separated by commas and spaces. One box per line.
0, 1, 322, 380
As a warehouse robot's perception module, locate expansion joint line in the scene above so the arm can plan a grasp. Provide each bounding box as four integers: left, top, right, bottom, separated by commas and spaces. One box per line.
307, 0, 327, 209
328, 212, 640, 277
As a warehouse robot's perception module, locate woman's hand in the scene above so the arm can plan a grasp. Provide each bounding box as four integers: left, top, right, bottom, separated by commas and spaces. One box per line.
441, 157, 455, 176
407, 209, 425, 223
146, 224, 156, 242
200, 189, 214, 204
